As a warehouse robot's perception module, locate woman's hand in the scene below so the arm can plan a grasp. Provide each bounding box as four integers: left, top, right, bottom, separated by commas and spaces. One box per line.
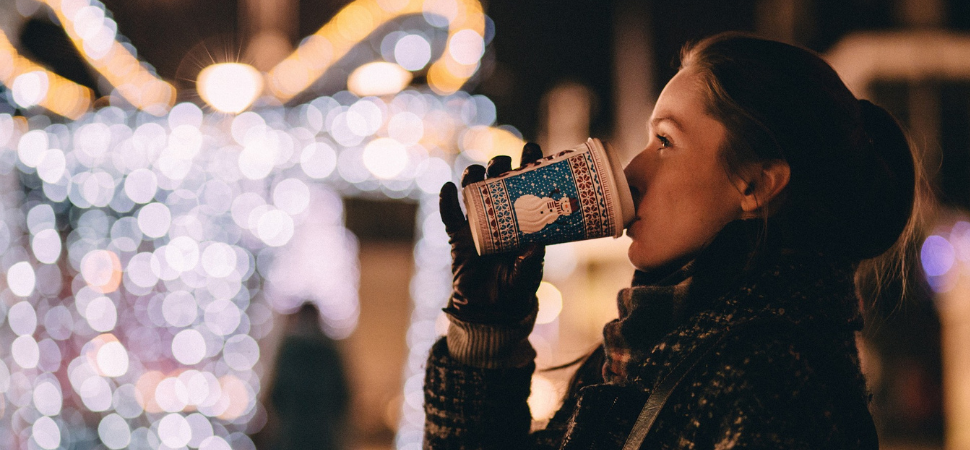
439, 143, 546, 324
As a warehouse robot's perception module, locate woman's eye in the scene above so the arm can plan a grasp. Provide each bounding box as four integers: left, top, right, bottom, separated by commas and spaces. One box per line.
656, 134, 671, 149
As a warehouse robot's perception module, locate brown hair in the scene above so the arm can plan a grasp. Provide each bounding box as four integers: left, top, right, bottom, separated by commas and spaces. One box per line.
679, 32, 920, 264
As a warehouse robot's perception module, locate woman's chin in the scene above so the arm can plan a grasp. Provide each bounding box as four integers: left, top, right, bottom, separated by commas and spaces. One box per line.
627, 242, 651, 271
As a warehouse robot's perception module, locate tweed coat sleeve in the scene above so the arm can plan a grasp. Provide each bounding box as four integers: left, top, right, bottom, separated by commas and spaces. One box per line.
423, 338, 536, 450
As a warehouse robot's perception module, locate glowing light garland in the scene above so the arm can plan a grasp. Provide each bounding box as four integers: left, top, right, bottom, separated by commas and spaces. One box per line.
0, 0, 540, 448
0, 29, 93, 120
36, 0, 176, 114
0, 86, 523, 448
267, 0, 486, 100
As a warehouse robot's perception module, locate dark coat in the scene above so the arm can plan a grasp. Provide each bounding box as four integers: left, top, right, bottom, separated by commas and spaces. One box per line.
423, 221, 878, 449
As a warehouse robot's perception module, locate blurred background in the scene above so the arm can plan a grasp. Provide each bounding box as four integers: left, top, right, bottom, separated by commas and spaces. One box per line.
0, 0, 966, 449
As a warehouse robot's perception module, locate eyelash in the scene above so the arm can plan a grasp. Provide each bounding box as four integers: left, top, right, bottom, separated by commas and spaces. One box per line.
656, 134, 671, 149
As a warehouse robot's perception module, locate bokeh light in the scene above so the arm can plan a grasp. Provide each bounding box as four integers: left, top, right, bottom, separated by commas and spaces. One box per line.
12, 71, 49, 108
394, 34, 433, 70
0, 0, 507, 446
348, 62, 413, 97
527, 374, 560, 422
8, 262, 36, 297
363, 137, 409, 178
535, 282, 564, 325
197, 63, 264, 114
923, 235, 955, 278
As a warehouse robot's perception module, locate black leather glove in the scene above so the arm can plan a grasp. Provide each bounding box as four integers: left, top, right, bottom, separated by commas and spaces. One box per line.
439, 143, 546, 324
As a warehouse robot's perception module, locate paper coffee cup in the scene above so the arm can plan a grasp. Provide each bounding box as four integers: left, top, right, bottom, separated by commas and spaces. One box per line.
463, 138, 635, 255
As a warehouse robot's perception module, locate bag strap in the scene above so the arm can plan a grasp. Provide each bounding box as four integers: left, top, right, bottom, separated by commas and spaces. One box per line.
621, 329, 731, 450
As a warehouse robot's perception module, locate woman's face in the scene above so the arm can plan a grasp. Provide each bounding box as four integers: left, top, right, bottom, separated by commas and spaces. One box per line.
624, 68, 746, 271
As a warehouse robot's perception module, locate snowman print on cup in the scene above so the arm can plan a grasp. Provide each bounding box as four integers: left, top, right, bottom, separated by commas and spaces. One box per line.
513, 191, 580, 234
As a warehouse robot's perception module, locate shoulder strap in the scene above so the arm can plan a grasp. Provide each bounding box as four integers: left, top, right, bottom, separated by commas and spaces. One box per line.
621, 328, 731, 450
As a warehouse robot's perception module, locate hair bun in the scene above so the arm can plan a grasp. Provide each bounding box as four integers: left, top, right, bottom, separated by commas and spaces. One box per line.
850, 99, 916, 258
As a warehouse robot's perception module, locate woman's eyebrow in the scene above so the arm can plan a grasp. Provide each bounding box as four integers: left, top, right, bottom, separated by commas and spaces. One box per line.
651, 116, 684, 132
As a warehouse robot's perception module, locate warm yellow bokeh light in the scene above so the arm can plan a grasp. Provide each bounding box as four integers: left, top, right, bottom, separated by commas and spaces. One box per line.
0, 30, 92, 119
528, 374, 560, 421
197, 63, 264, 114
460, 125, 526, 166
268, 0, 485, 101
37, 0, 175, 113
348, 61, 413, 97
536, 281, 564, 325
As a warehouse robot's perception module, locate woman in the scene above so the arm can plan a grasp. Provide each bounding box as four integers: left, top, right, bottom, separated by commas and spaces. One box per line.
424, 32, 917, 449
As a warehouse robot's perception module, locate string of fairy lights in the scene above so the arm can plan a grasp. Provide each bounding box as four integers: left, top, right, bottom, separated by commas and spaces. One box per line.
0, 0, 571, 449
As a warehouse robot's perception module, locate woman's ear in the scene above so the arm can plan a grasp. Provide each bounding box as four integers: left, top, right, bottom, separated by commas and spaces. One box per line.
739, 159, 790, 214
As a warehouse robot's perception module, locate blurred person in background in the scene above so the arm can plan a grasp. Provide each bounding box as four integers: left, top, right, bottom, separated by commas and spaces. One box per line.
424, 32, 920, 449
256, 302, 351, 450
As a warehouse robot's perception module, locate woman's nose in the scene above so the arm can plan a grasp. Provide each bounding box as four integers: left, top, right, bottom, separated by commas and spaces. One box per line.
624, 149, 651, 188
624, 150, 650, 205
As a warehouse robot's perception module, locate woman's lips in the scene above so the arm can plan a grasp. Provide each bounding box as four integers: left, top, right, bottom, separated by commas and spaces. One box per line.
625, 216, 640, 237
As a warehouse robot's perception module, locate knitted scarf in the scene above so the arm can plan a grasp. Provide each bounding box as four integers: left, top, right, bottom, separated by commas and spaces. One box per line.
600, 219, 863, 384
601, 263, 695, 382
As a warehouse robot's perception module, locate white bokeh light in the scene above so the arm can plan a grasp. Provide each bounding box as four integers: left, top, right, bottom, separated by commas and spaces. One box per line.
300, 142, 338, 179
449, 29, 485, 65
0, 360, 9, 394
172, 329, 207, 365
12, 71, 49, 108
199, 435, 232, 450
362, 137, 408, 179
238, 135, 278, 180
394, 34, 432, 70
32, 416, 61, 450
156, 377, 190, 413
162, 291, 199, 328
80, 250, 121, 293
96, 340, 130, 377
12, 335, 39, 369
19, 129, 49, 167
166, 236, 200, 272
256, 209, 295, 247
33, 380, 63, 416
388, 111, 424, 145
415, 158, 453, 194
85, 297, 118, 332
197, 63, 263, 114
186, 413, 214, 447
32, 229, 62, 264
169, 102, 204, 129
201, 243, 237, 278
124, 168, 158, 204
180, 371, 212, 407
80, 375, 113, 411
204, 300, 241, 336
113, 384, 144, 418
273, 178, 311, 215
8, 302, 38, 336
222, 334, 259, 371
98, 413, 132, 449
8, 261, 36, 297
158, 413, 192, 448
37, 148, 67, 183
126, 252, 159, 288
138, 202, 172, 238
